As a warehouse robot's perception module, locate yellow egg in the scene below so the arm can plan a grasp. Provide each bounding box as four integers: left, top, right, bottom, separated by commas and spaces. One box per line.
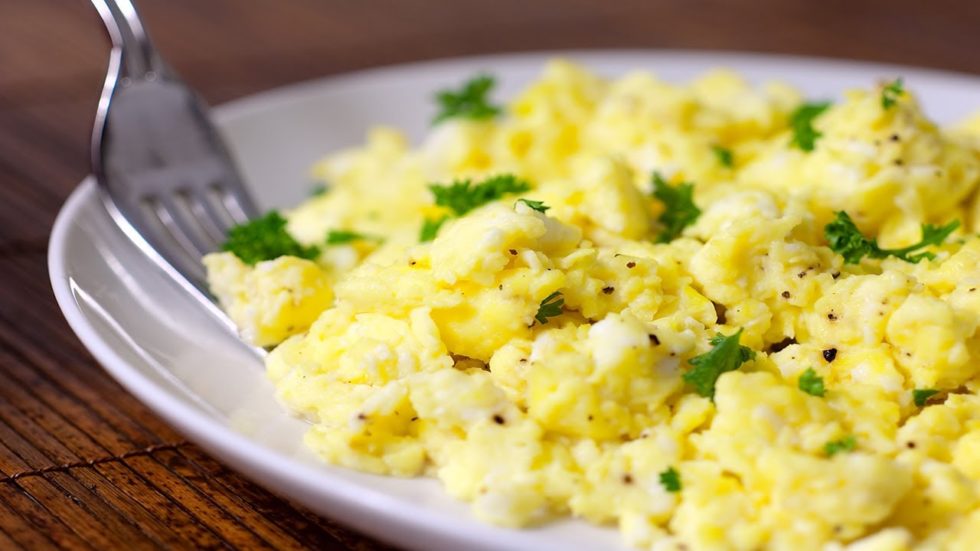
204, 60, 980, 549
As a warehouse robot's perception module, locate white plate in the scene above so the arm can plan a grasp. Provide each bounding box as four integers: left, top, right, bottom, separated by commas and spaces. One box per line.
49, 50, 980, 551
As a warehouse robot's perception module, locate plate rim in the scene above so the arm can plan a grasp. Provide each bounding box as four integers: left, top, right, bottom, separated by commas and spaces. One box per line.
48, 48, 980, 550
211, 47, 980, 128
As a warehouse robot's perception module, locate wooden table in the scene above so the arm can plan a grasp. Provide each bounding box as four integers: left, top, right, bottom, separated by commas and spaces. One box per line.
1, 1, 978, 549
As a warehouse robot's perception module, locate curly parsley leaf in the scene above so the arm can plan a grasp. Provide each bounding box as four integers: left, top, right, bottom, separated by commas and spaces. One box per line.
659, 467, 682, 493
825, 211, 959, 264
419, 216, 449, 243
913, 388, 940, 407
798, 368, 826, 397
652, 171, 701, 243
433, 74, 501, 124
534, 291, 564, 325
430, 174, 531, 216
683, 329, 755, 398
882, 78, 905, 110
712, 145, 734, 168
325, 230, 381, 246
789, 101, 831, 152
516, 198, 550, 213
221, 211, 319, 265
824, 435, 857, 457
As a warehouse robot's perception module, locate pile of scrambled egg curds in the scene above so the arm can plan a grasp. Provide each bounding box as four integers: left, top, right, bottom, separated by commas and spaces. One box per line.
204, 60, 980, 550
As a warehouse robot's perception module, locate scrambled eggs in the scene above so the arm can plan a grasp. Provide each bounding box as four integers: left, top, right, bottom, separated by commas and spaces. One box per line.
204, 60, 980, 550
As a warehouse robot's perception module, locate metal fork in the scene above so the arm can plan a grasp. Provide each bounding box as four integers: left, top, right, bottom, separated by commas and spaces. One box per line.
90, 0, 262, 345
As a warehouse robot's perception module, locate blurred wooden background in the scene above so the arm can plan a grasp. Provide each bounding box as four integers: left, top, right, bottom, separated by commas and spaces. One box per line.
0, 1, 978, 549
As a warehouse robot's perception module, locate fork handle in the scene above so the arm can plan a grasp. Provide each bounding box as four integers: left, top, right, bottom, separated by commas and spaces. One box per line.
91, 0, 164, 80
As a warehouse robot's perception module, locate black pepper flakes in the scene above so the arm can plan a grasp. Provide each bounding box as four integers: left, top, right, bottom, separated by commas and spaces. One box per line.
626, 261, 636, 269
409, 260, 417, 266
649, 334, 661, 345
797, 271, 807, 278
906, 441, 917, 449
894, 159, 904, 166
823, 348, 838, 362
602, 286, 615, 294
622, 474, 634, 484
827, 312, 838, 321
713, 302, 727, 325
890, 134, 900, 142
509, 249, 518, 255
768, 337, 797, 353
781, 291, 791, 299
492, 414, 505, 425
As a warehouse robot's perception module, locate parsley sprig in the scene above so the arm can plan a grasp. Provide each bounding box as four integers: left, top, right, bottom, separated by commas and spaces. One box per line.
420, 174, 531, 243
659, 467, 682, 493
712, 145, 734, 168
789, 101, 831, 152
913, 388, 940, 407
825, 211, 959, 264
824, 435, 857, 457
419, 216, 449, 243
534, 291, 564, 325
516, 198, 550, 213
433, 74, 501, 124
222, 211, 319, 265
325, 230, 381, 246
798, 368, 826, 397
882, 78, 905, 109
683, 329, 755, 398
430, 174, 531, 216
651, 171, 701, 243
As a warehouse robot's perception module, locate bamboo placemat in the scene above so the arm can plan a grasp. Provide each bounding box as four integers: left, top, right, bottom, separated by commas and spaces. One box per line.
1, 0, 978, 549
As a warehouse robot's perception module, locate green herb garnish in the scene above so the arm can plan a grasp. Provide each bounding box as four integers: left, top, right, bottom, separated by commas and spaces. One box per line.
824, 435, 857, 457
712, 145, 734, 168
825, 211, 959, 264
882, 78, 905, 109
221, 211, 319, 265
683, 329, 755, 398
798, 368, 826, 397
516, 198, 550, 213
659, 467, 682, 493
325, 230, 380, 246
430, 174, 531, 216
433, 74, 501, 124
789, 101, 831, 152
310, 183, 328, 197
534, 291, 564, 325
913, 388, 940, 407
651, 171, 701, 243
419, 216, 449, 243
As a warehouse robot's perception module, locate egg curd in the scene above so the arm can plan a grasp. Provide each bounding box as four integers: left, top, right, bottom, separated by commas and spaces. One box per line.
203, 61, 980, 550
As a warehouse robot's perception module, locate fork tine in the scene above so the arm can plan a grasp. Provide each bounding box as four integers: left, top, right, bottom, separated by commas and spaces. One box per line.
155, 195, 214, 258
183, 189, 228, 244
216, 185, 258, 224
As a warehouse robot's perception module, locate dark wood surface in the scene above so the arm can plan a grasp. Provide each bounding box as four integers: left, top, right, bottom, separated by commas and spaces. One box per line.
1, 1, 979, 549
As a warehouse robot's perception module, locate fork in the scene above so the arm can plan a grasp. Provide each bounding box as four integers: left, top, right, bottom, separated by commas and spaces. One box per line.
90, 0, 262, 345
